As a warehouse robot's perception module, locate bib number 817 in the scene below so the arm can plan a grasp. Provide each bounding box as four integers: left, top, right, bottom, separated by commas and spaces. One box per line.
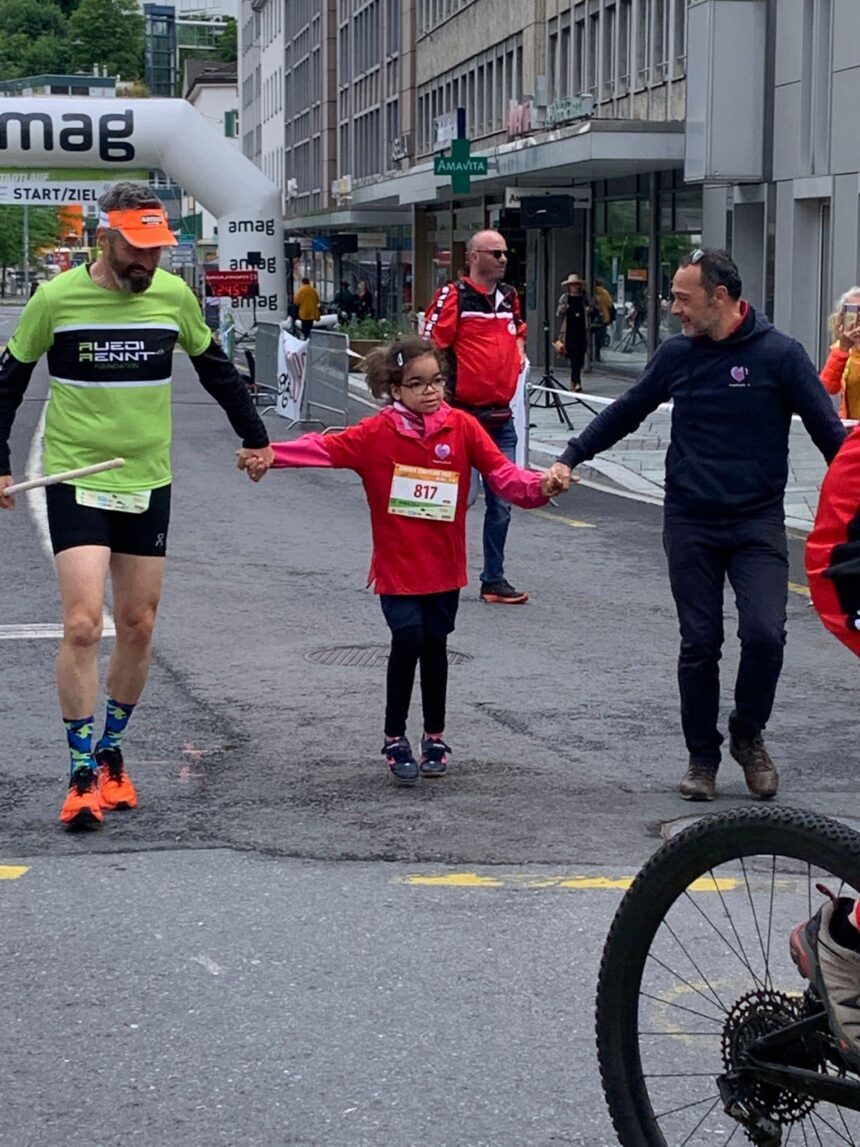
413, 483, 438, 499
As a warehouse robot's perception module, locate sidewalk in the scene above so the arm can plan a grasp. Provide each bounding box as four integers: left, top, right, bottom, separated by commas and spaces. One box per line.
345, 364, 829, 534
524, 365, 828, 534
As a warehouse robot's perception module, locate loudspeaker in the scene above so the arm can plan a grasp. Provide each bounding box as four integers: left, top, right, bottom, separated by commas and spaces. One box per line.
520, 195, 575, 229
329, 233, 359, 255
284, 240, 302, 259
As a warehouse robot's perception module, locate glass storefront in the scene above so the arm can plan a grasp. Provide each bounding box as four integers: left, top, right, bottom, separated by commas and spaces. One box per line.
592, 173, 702, 371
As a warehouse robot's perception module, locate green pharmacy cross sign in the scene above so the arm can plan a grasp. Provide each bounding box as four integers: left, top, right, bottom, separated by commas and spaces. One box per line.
434, 138, 489, 194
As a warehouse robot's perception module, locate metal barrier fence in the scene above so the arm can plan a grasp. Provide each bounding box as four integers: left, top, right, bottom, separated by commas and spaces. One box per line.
304, 329, 349, 430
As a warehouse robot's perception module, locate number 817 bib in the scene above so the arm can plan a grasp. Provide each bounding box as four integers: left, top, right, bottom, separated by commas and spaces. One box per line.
388, 464, 459, 522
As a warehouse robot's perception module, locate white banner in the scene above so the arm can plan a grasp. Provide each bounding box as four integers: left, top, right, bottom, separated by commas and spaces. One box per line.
276, 328, 308, 422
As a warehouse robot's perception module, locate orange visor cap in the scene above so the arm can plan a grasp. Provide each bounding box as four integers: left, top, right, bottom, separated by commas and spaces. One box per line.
98, 207, 178, 248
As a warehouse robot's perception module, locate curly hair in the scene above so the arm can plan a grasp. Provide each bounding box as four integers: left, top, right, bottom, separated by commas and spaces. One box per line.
364, 336, 447, 402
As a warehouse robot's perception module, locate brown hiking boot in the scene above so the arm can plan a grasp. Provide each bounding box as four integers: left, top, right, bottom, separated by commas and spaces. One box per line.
679, 758, 718, 801
730, 733, 779, 800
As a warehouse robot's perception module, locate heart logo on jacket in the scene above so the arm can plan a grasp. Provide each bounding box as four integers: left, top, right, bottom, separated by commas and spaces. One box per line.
730, 365, 749, 383
435, 443, 451, 460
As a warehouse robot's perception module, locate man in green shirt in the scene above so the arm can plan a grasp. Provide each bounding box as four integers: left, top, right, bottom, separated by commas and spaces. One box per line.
0, 181, 274, 829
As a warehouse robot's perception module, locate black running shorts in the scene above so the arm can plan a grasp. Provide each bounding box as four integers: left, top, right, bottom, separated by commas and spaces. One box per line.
379, 589, 460, 637
46, 482, 171, 557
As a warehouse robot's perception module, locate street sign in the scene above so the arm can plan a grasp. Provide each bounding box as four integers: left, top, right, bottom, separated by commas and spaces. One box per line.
505, 186, 592, 210
433, 138, 489, 195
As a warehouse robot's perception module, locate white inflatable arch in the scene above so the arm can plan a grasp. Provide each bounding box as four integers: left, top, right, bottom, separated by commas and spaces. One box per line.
0, 97, 285, 320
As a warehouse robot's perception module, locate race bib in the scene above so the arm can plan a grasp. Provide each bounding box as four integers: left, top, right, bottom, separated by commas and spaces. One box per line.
388, 464, 459, 522
75, 487, 151, 514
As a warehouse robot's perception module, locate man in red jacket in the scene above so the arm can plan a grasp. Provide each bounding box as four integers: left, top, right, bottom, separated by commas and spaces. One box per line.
423, 229, 528, 603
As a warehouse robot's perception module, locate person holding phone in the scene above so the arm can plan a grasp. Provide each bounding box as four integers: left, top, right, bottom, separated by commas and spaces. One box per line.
820, 287, 860, 419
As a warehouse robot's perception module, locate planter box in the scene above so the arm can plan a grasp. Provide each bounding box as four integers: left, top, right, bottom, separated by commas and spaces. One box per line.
348, 338, 386, 368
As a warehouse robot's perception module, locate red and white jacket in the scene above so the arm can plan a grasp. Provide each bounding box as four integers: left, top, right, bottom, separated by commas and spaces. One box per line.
423, 277, 526, 409
270, 402, 547, 595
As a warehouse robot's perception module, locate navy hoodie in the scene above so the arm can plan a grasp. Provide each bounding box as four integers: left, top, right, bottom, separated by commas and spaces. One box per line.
558, 306, 846, 518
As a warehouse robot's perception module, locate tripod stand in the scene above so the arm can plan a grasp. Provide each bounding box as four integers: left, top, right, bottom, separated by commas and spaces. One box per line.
528, 226, 573, 430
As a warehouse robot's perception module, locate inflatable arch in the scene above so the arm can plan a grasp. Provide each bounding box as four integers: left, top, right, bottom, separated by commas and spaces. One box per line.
0, 98, 285, 320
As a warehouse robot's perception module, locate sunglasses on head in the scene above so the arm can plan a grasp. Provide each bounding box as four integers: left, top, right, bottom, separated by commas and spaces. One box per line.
689, 248, 705, 265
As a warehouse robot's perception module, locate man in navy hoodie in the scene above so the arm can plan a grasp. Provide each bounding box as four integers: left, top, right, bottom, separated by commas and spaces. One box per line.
549, 249, 845, 802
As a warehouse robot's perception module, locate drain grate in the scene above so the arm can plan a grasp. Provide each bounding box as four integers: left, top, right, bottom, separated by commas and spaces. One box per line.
306, 644, 472, 668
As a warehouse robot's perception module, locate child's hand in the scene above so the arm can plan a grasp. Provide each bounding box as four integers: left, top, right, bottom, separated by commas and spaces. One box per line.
237, 446, 274, 482
540, 463, 577, 496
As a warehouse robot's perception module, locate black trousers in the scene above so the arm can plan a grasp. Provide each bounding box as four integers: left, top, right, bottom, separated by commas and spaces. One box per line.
380, 591, 459, 738
662, 513, 788, 762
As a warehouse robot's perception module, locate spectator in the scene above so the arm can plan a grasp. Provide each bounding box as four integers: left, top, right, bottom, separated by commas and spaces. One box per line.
820, 286, 860, 419
294, 277, 321, 339
355, 280, 374, 321
333, 279, 356, 323
423, 229, 529, 604
591, 278, 615, 362
556, 273, 590, 391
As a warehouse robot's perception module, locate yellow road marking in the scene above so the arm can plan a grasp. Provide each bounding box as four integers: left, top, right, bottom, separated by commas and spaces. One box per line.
789, 580, 810, 598
534, 508, 595, 529
400, 872, 739, 891
0, 865, 28, 879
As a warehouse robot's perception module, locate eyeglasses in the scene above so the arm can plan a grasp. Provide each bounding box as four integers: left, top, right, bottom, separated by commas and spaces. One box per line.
399, 379, 445, 393
473, 249, 508, 259
689, 248, 705, 265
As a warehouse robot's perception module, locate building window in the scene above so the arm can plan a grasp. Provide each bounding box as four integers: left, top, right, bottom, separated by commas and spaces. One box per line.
619, 0, 631, 92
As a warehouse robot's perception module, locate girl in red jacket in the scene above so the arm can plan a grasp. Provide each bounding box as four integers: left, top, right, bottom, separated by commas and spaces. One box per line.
245, 336, 561, 785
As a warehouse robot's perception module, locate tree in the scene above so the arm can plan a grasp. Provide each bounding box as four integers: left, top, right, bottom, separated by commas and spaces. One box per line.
67, 0, 144, 82
216, 18, 237, 63
0, 0, 71, 79
0, 206, 63, 297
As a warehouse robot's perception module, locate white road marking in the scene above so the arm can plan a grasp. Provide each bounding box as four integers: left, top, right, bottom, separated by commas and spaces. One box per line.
14, 403, 116, 636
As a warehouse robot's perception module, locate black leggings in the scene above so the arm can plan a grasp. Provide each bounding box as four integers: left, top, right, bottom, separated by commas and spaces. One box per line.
380, 590, 459, 738
385, 627, 448, 737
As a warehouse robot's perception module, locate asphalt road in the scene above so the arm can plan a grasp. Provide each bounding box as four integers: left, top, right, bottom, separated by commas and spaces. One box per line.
2, 351, 859, 1146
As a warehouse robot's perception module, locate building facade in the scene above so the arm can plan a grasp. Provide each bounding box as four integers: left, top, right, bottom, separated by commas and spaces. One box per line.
239, 0, 860, 369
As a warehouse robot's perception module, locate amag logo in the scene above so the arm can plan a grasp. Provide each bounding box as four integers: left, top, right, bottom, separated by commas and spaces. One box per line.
0, 110, 135, 162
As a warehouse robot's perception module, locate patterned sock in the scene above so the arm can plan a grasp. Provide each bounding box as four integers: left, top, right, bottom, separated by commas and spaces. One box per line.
64, 717, 96, 775
96, 698, 136, 754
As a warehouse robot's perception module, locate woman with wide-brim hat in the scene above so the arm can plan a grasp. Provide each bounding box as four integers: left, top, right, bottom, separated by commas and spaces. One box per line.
556, 273, 590, 391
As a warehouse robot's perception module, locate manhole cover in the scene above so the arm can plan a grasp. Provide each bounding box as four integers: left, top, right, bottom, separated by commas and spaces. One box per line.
306, 644, 472, 668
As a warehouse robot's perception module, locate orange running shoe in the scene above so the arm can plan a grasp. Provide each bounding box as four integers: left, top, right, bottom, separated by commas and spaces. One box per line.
96, 747, 138, 810
59, 767, 104, 828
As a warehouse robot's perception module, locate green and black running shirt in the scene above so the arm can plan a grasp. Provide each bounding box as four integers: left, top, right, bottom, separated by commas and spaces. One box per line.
8, 265, 213, 493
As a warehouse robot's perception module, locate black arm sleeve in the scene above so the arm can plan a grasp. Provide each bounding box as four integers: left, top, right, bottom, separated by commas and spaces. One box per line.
189, 338, 270, 449
0, 349, 37, 474
556, 351, 667, 468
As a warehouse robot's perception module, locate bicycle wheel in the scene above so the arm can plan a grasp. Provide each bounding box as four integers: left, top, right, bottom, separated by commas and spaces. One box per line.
596, 805, 860, 1145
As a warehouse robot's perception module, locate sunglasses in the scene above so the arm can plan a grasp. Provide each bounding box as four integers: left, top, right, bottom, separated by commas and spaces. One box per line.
473, 249, 508, 259
689, 248, 705, 265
